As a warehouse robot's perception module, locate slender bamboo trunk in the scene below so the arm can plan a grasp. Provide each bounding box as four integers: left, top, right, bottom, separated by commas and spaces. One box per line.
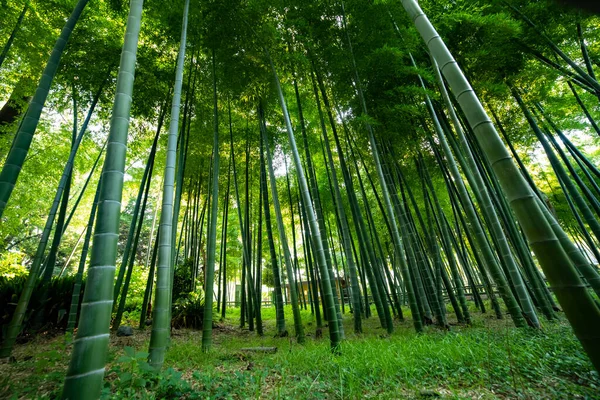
0, 78, 104, 358
172, 47, 197, 269
340, 2, 419, 332
421, 151, 471, 323
401, 0, 600, 369
254, 164, 263, 335
298, 183, 322, 330
577, 22, 597, 81
314, 88, 362, 331
566, 81, 600, 136
353, 144, 397, 331
243, 134, 255, 332
294, 76, 344, 338
113, 130, 159, 306
140, 227, 160, 329
0, 1, 29, 70
147, 0, 189, 367
62, 138, 107, 232
260, 102, 304, 343
67, 177, 101, 334
42, 90, 77, 283
398, 167, 449, 325
201, 49, 220, 352
427, 56, 530, 327
62, 0, 144, 395
0, 0, 90, 218
344, 135, 391, 330
266, 51, 338, 348
283, 152, 305, 310
219, 153, 232, 319
113, 146, 155, 330
229, 114, 252, 332
313, 70, 363, 328
398, 173, 446, 325
506, 3, 600, 94
396, 174, 439, 324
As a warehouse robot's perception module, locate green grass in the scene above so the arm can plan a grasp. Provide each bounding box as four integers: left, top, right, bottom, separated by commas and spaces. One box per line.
1, 304, 598, 399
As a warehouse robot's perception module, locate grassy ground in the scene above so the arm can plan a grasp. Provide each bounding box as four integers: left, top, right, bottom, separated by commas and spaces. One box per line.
1, 304, 598, 399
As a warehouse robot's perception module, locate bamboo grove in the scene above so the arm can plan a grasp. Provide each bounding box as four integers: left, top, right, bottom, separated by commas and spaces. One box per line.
1, 0, 600, 398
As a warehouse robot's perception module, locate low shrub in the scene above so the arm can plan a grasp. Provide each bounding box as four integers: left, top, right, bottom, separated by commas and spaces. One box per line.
171, 287, 205, 329
0, 275, 83, 341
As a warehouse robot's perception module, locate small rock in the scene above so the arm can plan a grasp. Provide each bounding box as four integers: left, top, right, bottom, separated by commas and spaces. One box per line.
145, 319, 152, 326
116, 325, 134, 337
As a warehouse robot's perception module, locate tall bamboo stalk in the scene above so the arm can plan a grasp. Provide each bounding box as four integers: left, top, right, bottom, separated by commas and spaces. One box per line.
259, 102, 304, 343
340, 1, 420, 331
0, 2, 29, 70
63, 0, 145, 395
148, 0, 189, 368
0, 0, 90, 218
201, 49, 220, 351
266, 51, 339, 348
1, 78, 105, 358
401, 0, 600, 369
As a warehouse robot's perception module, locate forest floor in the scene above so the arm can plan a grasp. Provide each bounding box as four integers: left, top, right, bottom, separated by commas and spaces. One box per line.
1, 305, 599, 399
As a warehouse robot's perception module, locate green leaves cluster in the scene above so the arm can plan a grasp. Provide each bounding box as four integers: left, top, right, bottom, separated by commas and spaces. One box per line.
103, 347, 193, 399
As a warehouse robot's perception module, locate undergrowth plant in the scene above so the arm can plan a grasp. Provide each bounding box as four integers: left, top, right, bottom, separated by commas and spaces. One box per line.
102, 347, 194, 399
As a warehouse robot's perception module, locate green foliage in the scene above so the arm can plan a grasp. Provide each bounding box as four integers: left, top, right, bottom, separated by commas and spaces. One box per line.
0, 251, 28, 278
163, 314, 599, 399
0, 0, 598, 271
102, 347, 193, 399
172, 286, 205, 329
262, 265, 275, 288
172, 257, 194, 301
0, 266, 151, 339
1, 311, 598, 398
0, 275, 82, 339
433, 5, 525, 83
1, 0, 600, 394
118, 266, 150, 324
